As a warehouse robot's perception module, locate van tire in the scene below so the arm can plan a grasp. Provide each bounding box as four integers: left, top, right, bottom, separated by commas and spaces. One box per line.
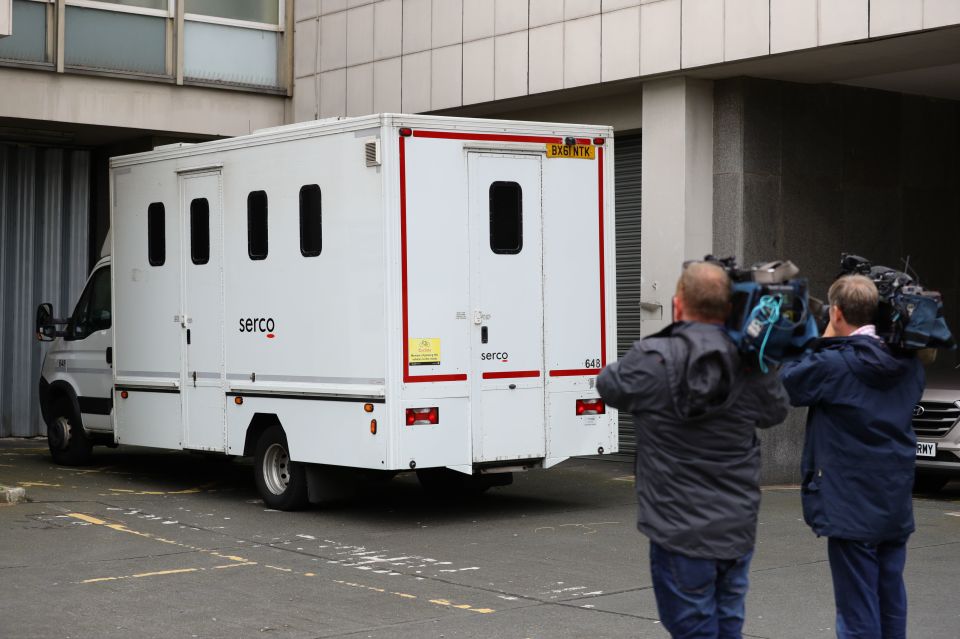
913, 472, 949, 494
47, 398, 93, 466
253, 425, 308, 511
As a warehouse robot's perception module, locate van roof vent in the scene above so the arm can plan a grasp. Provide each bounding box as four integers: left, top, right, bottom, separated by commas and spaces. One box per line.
364, 139, 381, 167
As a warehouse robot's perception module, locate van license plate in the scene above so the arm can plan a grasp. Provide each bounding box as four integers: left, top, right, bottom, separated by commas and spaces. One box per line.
917, 442, 937, 458
546, 143, 595, 160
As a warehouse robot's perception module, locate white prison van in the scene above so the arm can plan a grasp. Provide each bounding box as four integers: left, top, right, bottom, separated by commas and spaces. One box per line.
36, 114, 618, 509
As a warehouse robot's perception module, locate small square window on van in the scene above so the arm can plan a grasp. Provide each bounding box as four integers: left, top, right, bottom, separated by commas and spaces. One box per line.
489, 181, 522, 254
299, 184, 322, 257
147, 202, 165, 266
247, 190, 268, 260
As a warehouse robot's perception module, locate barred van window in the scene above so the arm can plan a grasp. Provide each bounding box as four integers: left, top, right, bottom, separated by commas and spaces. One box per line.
147, 202, 165, 266
247, 190, 268, 260
299, 185, 322, 257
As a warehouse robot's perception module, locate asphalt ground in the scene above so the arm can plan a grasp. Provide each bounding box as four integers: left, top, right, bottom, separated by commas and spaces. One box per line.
1, 438, 959, 639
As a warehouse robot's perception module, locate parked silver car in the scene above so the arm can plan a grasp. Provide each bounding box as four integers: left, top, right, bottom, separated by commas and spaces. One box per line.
913, 372, 960, 493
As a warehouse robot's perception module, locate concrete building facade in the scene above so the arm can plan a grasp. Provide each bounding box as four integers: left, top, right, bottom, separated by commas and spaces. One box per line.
3, 0, 960, 483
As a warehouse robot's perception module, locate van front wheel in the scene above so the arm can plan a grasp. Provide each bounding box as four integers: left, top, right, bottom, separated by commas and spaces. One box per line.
48, 398, 93, 466
253, 425, 308, 511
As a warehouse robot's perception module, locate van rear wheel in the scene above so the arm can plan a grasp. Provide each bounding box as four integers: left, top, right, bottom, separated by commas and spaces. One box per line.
253, 425, 308, 511
47, 398, 93, 466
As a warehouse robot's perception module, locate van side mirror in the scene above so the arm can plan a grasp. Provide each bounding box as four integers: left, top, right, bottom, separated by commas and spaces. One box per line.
35, 303, 66, 341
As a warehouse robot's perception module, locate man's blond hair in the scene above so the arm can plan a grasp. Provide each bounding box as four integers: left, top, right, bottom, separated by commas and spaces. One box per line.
828, 275, 878, 327
676, 262, 731, 322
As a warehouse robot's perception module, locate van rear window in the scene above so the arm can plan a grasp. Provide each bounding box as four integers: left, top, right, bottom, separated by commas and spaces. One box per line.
247, 190, 268, 260
147, 202, 165, 266
489, 181, 522, 254
190, 198, 210, 265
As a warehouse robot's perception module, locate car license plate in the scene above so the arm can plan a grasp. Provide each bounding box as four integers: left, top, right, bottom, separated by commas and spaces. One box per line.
917, 441, 937, 458
546, 143, 595, 160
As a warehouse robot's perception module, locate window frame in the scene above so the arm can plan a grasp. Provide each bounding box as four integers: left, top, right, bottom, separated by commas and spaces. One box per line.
65, 0, 173, 20
184, 0, 284, 32
298, 184, 322, 258
66, 265, 112, 341
488, 180, 524, 255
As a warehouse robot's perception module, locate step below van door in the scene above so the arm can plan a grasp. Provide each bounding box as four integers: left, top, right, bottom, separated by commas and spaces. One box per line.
179, 170, 225, 452
467, 152, 545, 463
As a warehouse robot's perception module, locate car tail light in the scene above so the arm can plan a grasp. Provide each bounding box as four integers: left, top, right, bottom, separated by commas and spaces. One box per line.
406, 407, 439, 425
576, 398, 605, 416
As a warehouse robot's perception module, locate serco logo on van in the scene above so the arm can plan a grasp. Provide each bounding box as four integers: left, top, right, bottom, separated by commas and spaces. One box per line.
239, 317, 276, 339
481, 352, 509, 362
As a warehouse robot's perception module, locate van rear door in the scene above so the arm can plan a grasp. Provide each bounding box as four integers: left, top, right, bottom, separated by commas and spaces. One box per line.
467, 153, 545, 463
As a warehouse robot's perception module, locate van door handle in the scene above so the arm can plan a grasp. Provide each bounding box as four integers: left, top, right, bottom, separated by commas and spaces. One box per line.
481, 326, 488, 344
192, 371, 197, 387
186, 329, 191, 345
106, 347, 112, 366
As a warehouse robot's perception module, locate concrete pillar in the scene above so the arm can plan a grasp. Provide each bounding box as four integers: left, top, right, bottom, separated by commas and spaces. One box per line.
639, 77, 715, 336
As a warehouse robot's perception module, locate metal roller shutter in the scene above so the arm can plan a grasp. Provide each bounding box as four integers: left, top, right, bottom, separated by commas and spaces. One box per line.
614, 134, 642, 455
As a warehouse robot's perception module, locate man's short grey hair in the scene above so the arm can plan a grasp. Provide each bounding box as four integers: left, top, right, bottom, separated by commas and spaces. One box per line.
828, 275, 878, 327
677, 262, 731, 322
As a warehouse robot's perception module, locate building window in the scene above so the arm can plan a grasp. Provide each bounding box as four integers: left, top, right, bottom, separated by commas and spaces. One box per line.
247, 190, 268, 260
489, 181, 523, 254
190, 198, 210, 265
0, 1, 48, 64
185, 0, 280, 25
299, 184, 322, 257
64, 3, 168, 75
147, 202, 165, 266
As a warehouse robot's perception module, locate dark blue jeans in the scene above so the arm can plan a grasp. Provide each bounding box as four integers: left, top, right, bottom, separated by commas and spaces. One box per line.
649, 542, 753, 639
828, 537, 908, 639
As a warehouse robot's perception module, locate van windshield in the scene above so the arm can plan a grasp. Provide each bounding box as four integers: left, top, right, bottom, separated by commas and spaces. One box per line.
68, 266, 111, 340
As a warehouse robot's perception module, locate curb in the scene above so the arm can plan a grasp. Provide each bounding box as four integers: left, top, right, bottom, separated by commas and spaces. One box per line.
0, 485, 26, 505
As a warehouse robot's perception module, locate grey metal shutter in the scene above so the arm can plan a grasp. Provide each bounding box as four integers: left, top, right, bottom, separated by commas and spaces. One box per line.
614, 134, 641, 455
0, 144, 90, 437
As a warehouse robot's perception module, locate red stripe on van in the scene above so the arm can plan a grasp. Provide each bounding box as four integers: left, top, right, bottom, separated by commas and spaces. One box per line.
549, 369, 601, 377
412, 131, 565, 144
482, 370, 541, 380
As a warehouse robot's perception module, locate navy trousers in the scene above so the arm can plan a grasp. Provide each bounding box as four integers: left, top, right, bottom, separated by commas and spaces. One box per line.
827, 537, 908, 639
649, 542, 753, 639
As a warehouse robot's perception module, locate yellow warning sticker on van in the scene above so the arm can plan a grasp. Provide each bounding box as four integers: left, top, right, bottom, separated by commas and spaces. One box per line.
409, 338, 441, 366
546, 143, 595, 160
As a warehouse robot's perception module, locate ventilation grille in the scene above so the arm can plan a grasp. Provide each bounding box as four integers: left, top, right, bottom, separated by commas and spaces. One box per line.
364, 139, 381, 167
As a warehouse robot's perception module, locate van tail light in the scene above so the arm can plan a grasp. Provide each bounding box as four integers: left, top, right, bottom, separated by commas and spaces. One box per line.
406, 407, 439, 425
576, 398, 605, 416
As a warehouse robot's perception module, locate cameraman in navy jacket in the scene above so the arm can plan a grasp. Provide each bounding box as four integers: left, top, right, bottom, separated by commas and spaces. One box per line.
780, 275, 924, 639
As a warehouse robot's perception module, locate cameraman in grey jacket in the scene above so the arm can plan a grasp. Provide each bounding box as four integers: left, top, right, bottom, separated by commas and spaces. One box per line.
598, 261, 789, 639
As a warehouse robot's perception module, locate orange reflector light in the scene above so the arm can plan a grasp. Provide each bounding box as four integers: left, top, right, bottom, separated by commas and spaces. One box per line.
364, 403, 374, 413
593, 137, 605, 145
120, 390, 129, 399
576, 398, 605, 416
370, 419, 377, 434
406, 407, 439, 426
399, 127, 413, 137
234, 396, 244, 405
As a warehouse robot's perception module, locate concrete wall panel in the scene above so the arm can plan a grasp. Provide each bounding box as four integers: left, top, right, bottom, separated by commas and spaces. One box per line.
870, 0, 923, 37
818, 0, 868, 46
402, 0, 432, 54
346, 63, 374, 115
462, 37, 494, 104
463, 0, 495, 41
770, 0, 817, 54
319, 68, 346, 117
347, 4, 375, 65
319, 11, 347, 71
295, 18, 319, 78
374, 0, 403, 59
640, 0, 680, 75
495, 32, 528, 100
602, 7, 640, 82
924, 0, 960, 28
495, 0, 529, 34
293, 74, 319, 121
432, 0, 463, 47
321, 0, 347, 14
296, 0, 320, 22
681, 0, 723, 69
529, 23, 564, 93
565, 0, 601, 20
373, 56, 402, 111
401, 50, 431, 111
432, 44, 463, 109
530, 0, 564, 26
724, 0, 768, 61
563, 15, 601, 88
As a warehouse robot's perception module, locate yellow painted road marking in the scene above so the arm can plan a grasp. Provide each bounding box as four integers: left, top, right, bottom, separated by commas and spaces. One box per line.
213, 562, 257, 569
132, 568, 198, 579
67, 513, 107, 525
18, 481, 61, 487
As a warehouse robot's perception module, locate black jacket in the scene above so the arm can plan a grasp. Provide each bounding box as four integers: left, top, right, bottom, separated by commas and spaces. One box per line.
597, 321, 789, 559
780, 336, 924, 542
